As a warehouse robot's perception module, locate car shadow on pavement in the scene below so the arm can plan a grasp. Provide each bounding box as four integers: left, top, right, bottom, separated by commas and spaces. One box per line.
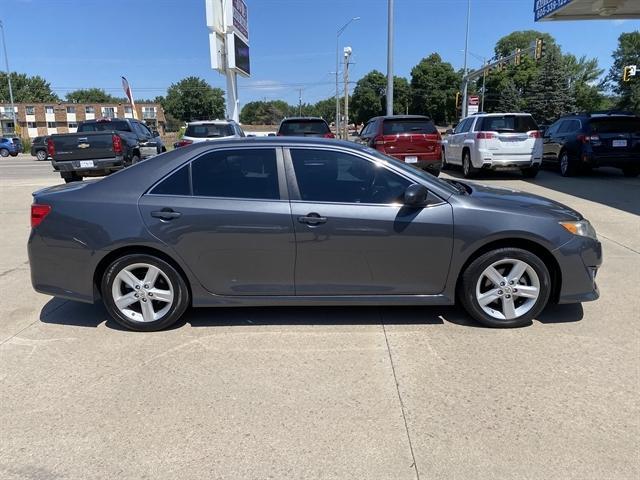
39, 298, 583, 331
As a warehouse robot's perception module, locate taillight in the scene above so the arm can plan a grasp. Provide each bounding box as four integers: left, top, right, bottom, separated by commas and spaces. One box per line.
47, 138, 55, 157
323, 133, 335, 138
112, 134, 123, 155
528, 130, 542, 138
476, 132, 496, 139
31, 204, 51, 228
577, 134, 600, 144
374, 135, 385, 146
176, 139, 193, 148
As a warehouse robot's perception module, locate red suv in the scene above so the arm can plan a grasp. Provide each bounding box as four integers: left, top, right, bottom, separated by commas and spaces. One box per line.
357, 115, 442, 175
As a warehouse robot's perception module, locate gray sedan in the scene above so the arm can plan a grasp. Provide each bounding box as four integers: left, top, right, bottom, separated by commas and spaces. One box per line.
28, 138, 602, 331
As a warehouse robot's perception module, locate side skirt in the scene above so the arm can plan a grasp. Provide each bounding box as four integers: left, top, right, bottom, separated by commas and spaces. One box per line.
192, 294, 455, 308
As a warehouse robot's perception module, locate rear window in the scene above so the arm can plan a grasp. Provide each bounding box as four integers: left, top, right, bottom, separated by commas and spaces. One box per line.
477, 115, 538, 133
588, 117, 640, 134
383, 118, 437, 135
79, 121, 131, 132
279, 120, 330, 135
185, 123, 234, 138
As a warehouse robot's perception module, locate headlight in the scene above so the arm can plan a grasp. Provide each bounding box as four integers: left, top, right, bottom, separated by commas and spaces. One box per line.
560, 220, 597, 240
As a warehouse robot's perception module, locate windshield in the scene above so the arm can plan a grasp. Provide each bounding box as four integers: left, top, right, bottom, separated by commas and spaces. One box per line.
589, 117, 640, 134
79, 121, 131, 132
383, 118, 437, 135
279, 120, 330, 135
477, 115, 538, 133
363, 146, 459, 195
185, 123, 234, 138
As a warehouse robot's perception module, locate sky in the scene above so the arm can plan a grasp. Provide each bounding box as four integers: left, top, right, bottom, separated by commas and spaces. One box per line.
1, 0, 638, 107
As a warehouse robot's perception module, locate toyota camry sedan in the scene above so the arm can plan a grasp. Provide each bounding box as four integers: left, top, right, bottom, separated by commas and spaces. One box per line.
28, 138, 601, 331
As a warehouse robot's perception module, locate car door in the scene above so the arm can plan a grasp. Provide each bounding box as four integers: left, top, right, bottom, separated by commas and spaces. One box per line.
285, 147, 453, 295
134, 122, 160, 158
542, 120, 563, 162
448, 118, 470, 164
139, 147, 296, 296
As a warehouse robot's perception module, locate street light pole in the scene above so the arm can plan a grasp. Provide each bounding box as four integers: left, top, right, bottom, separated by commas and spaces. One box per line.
336, 17, 360, 139
344, 47, 352, 140
0, 20, 16, 134
386, 0, 394, 116
461, 0, 471, 118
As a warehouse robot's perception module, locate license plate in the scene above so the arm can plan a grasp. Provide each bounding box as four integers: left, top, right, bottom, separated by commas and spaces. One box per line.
612, 140, 627, 148
79, 160, 94, 168
405, 156, 418, 163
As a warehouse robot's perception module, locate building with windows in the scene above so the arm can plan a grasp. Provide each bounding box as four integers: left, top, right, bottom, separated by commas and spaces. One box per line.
0, 102, 166, 138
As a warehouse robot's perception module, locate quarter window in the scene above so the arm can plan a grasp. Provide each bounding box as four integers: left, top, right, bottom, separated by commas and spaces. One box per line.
290, 149, 410, 204
151, 165, 191, 196
192, 149, 279, 200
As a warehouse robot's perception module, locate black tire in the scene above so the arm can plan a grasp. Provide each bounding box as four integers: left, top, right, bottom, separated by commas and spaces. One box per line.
0, 148, 9, 157
101, 254, 190, 332
10, 153, 18, 157
559, 150, 578, 177
462, 150, 477, 178
459, 248, 551, 328
62, 173, 82, 183
131, 154, 141, 165
441, 148, 449, 170
36, 150, 47, 161
522, 165, 540, 178
622, 166, 639, 178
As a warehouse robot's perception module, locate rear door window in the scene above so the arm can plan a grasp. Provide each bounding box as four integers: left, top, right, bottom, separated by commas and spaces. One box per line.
279, 120, 330, 135
477, 115, 538, 133
191, 148, 279, 200
382, 118, 437, 135
185, 123, 234, 138
588, 117, 640, 134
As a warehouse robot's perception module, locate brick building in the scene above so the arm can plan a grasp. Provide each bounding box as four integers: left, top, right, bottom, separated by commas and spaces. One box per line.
0, 102, 166, 138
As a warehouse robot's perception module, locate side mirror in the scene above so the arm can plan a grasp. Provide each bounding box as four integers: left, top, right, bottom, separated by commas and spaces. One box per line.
445, 128, 454, 135
404, 184, 429, 207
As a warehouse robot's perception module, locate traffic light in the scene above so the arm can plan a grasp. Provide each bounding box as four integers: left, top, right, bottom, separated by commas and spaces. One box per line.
455, 91, 461, 110
535, 38, 545, 61
514, 48, 521, 66
623, 66, 631, 82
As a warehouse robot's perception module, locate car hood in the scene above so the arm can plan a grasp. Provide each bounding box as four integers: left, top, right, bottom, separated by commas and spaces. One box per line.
466, 183, 582, 221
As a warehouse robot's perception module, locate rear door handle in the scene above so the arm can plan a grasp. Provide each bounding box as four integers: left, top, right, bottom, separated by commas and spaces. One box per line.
151, 208, 181, 220
298, 213, 327, 225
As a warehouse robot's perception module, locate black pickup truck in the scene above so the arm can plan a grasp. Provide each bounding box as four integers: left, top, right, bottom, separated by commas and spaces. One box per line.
47, 118, 165, 182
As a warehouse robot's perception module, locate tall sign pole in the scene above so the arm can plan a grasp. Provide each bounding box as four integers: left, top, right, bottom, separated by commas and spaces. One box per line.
386, 0, 394, 116
461, 0, 471, 118
206, 0, 250, 122
0, 21, 16, 133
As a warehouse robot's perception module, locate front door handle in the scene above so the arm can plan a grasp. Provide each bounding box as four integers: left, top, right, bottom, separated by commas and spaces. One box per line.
298, 213, 327, 225
151, 208, 181, 220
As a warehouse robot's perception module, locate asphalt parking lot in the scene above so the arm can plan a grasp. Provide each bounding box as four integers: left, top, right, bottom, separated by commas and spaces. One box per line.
1, 154, 638, 480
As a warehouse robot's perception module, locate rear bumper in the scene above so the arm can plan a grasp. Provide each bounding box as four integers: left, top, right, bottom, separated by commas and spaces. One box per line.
553, 236, 602, 304
478, 149, 542, 169
52, 156, 124, 176
383, 151, 442, 170
584, 152, 640, 169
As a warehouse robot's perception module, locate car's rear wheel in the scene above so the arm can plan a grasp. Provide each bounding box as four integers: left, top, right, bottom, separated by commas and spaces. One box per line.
36, 150, 47, 161
622, 166, 639, 178
459, 248, 551, 328
0, 148, 9, 157
559, 151, 578, 177
462, 150, 477, 178
62, 173, 82, 183
101, 254, 190, 332
522, 165, 540, 178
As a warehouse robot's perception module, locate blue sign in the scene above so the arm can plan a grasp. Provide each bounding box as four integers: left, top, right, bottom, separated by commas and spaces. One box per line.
534, 0, 574, 21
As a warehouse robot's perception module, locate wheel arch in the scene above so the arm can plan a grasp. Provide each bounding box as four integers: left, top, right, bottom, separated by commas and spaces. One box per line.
93, 245, 193, 303
455, 237, 562, 303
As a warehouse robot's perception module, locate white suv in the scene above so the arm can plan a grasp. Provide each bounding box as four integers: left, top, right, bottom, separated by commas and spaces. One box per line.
175, 120, 245, 148
442, 113, 543, 178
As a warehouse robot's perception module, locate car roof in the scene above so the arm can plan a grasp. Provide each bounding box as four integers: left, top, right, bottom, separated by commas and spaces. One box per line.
369, 115, 432, 122
280, 117, 327, 122
187, 120, 236, 125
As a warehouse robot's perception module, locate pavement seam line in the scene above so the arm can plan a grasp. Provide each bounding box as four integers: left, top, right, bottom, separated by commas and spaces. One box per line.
380, 317, 421, 480
0, 300, 69, 346
598, 234, 640, 255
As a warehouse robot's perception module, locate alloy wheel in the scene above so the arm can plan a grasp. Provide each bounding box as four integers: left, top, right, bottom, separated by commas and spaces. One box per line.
475, 258, 540, 321
111, 263, 174, 323
560, 153, 569, 176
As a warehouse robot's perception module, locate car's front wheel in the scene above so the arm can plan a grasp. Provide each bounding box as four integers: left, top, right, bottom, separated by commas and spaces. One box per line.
36, 150, 47, 161
459, 248, 551, 328
101, 254, 190, 331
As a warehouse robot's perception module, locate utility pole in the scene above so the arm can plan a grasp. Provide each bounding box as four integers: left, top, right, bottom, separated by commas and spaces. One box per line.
0, 20, 16, 134
386, 0, 394, 116
344, 47, 352, 140
481, 57, 486, 112
336, 17, 360, 139
461, 0, 471, 118
298, 88, 302, 116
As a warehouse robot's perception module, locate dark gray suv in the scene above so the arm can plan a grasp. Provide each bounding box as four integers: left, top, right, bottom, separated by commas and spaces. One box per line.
28, 138, 601, 331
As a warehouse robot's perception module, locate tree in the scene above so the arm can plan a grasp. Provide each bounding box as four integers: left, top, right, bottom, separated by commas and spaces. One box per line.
526, 46, 575, 124
240, 100, 293, 125
607, 31, 640, 112
410, 54, 460, 124
392, 77, 411, 115
0, 72, 58, 103
565, 54, 607, 112
164, 76, 225, 122
66, 88, 121, 103
498, 79, 524, 112
312, 97, 336, 122
494, 30, 556, 59
351, 70, 386, 124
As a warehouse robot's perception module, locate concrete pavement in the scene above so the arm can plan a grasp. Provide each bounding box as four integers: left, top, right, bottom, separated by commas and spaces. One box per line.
0, 154, 638, 479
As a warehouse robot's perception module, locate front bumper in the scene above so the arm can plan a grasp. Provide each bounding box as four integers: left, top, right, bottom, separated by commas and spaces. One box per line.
553, 236, 602, 304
